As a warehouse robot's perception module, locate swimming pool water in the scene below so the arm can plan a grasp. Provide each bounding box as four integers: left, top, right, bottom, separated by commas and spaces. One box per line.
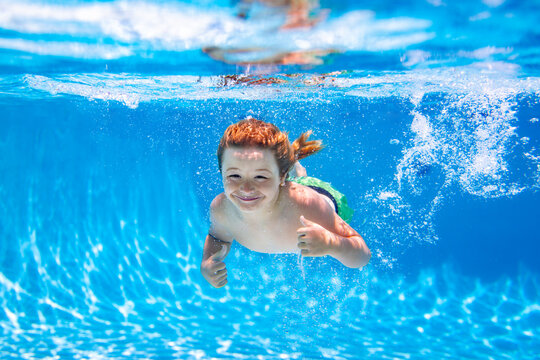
1, 0, 540, 359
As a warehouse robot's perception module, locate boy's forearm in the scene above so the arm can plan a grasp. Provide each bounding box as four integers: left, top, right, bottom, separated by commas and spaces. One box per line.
328, 234, 371, 268
202, 234, 231, 261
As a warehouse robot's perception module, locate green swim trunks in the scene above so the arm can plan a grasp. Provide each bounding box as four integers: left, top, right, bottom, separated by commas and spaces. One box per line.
289, 176, 354, 223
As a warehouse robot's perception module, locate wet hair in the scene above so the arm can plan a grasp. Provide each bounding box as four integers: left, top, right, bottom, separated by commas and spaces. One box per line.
217, 117, 323, 177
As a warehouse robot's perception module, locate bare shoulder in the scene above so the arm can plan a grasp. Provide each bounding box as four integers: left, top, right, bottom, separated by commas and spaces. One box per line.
210, 193, 232, 223
210, 193, 227, 214
287, 182, 358, 237
286, 182, 334, 217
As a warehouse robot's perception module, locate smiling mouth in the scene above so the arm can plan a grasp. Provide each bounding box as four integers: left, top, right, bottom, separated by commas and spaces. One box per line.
234, 194, 261, 202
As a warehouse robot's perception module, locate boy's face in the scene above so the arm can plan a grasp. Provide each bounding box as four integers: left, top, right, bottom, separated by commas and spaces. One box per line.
221, 146, 283, 213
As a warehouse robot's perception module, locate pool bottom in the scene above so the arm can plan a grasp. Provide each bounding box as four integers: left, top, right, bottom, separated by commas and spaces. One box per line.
1, 260, 538, 360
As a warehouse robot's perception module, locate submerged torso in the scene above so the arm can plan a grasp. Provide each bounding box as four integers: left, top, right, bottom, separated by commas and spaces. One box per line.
216, 182, 333, 253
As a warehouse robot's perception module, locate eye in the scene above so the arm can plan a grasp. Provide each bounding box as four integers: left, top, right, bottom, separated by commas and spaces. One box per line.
255, 175, 268, 180
227, 174, 241, 179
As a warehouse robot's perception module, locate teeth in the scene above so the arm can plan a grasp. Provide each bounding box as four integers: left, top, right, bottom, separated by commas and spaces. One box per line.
236, 195, 258, 201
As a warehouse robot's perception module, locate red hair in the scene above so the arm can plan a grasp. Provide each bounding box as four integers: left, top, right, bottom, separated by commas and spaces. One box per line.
217, 117, 323, 177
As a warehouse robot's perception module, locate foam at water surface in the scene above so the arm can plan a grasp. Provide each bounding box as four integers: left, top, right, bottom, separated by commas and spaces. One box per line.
17, 64, 540, 102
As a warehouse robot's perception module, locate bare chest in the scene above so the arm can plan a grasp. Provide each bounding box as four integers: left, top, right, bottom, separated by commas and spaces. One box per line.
230, 217, 300, 253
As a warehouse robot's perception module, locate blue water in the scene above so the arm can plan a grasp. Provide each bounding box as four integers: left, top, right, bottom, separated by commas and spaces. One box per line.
1, 0, 540, 359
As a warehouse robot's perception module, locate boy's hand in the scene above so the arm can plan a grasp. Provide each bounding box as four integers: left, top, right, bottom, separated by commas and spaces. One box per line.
296, 216, 334, 257
201, 245, 228, 288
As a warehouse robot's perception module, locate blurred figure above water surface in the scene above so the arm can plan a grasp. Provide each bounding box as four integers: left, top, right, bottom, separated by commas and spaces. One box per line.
235, 0, 327, 29
204, 0, 334, 66
203, 47, 337, 66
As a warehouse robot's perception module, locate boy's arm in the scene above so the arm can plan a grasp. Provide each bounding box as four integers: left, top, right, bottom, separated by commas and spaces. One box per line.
202, 233, 231, 261
295, 193, 371, 268
297, 215, 371, 268
201, 195, 234, 288
201, 234, 232, 288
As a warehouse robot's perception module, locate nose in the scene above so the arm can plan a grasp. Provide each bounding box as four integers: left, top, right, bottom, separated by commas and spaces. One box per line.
240, 180, 255, 192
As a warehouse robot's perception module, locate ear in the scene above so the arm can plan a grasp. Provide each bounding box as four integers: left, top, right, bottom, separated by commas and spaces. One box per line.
280, 174, 286, 186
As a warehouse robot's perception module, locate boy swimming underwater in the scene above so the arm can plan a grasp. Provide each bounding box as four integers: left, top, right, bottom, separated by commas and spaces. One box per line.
201, 117, 371, 288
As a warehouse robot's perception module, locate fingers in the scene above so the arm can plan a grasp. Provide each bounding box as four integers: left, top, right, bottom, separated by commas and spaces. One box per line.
297, 215, 317, 236
213, 262, 226, 272
215, 277, 228, 288
298, 241, 312, 257
202, 256, 229, 288
214, 274, 227, 287
297, 229, 310, 250
211, 263, 227, 278
211, 266, 228, 288
300, 215, 315, 226
297, 237, 311, 256
296, 226, 310, 239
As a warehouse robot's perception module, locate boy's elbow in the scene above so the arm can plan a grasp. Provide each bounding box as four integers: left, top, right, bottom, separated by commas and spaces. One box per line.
361, 247, 371, 267
351, 246, 371, 269
339, 237, 371, 269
